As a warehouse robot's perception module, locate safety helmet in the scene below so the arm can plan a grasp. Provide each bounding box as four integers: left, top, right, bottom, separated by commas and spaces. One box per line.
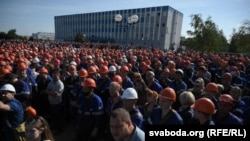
70, 61, 77, 66
159, 87, 176, 102
0, 61, 7, 66
78, 69, 88, 77
121, 88, 138, 99
4, 65, 13, 72
32, 57, 40, 63
109, 65, 117, 72
0, 68, 10, 77
191, 97, 216, 115
218, 94, 234, 105
88, 66, 97, 74
82, 78, 96, 88
205, 82, 218, 93
39, 67, 48, 74
26, 106, 37, 117
0, 84, 16, 94
18, 62, 27, 70
99, 65, 109, 73
113, 75, 123, 84
175, 69, 184, 76
120, 65, 129, 72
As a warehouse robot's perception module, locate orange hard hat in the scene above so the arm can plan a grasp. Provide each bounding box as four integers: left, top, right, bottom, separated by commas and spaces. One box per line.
120, 65, 129, 72
78, 69, 88, 77
0, 61, 7, 66
205, 82, 218, 93
88, 66, 97, 74
39, 67, 48, 74
18, 62, 27, 70
82, 78, 96, 88
191, 97, 216, 115
4, 65, 13, 72
99, 65, 109, 73
26, 106, 37, 117
0, 68, 10, 77
159, 87, 176, 102
218, 94, 234, 105
113, 75, 123, 84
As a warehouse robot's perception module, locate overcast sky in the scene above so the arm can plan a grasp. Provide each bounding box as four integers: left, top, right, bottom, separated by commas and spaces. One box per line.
0, 0, 249, 40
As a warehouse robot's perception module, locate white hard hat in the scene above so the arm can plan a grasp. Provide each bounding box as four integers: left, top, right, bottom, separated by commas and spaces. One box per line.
32, 57, 40, 63
109, 65, 117, 72
121, 88, 138, 99
0, 84, 16, 94
70, 61, 77, 66
176, 69, 184, 75
87, 55, 92, 59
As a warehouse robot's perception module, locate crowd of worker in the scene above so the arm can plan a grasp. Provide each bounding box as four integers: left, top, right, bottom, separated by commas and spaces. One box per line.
0, 40, 250, 141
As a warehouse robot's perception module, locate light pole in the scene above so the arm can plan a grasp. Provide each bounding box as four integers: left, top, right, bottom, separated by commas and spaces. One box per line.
114, 14, 139, 53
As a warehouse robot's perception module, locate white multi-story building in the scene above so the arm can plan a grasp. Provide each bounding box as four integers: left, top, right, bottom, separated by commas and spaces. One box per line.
32, 32, 55, 40
54, 5, 183, 50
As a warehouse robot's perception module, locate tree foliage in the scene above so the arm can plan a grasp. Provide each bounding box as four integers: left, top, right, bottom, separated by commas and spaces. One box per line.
229, 20, 250, 53
0, 29, 28, 40
75, 32, 87, 43
184, 14, 228, 52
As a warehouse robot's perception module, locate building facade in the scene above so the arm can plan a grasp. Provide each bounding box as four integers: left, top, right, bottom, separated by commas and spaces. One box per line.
54, 5, 183, 50
32, 32, 55, 40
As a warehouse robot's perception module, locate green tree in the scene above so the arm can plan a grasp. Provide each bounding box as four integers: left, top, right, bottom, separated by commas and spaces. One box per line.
75, 32, 87, 43
185, 14, 228, 52
7, 29, 17, 39
229, 20, 250, 53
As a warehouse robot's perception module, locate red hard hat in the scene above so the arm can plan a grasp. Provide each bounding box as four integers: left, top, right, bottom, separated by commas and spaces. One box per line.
88, 66, 97, 74
39, 67, 48, 74
99, 65, 109, 73
83, 78, 96, 88
113, 75, 123, 84
159, 87, 176, 102
78, 69, 88, 77
18, 62, 27, 70
191, 97, 216, 115
26, 106, 37, 117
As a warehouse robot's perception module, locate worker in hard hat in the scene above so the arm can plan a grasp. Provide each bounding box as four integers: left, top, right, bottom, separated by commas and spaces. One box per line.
191, 97, 216, 125
0, 84, 24, 141
121, 87, 144, 129
75, 78, 103, 141
213, 94, 243, 125
150, 87, 183, 125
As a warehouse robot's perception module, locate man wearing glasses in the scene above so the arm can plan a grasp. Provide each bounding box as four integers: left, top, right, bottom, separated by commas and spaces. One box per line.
0, 83, 24, 141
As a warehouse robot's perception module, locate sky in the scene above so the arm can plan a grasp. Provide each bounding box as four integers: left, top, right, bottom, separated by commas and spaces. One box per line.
0, 0, 249, 40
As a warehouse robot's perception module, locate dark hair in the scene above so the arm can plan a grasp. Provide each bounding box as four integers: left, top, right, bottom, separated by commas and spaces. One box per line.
25, 116, 54, 141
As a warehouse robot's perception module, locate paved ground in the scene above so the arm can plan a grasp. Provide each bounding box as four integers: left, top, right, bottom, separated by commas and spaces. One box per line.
54, 122, 76, 141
